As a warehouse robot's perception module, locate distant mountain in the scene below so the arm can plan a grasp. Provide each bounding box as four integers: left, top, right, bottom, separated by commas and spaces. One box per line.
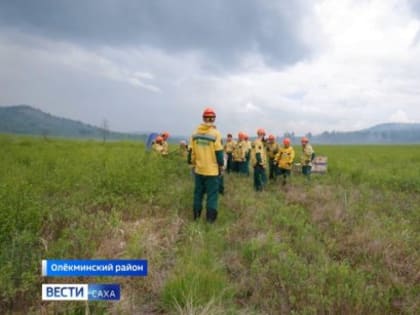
0, 105, 145, 141
2, 105, 420, 144
310, 122, 420, 144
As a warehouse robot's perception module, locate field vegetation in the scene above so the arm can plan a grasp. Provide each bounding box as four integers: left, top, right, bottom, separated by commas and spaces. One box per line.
0, 134, 419, 314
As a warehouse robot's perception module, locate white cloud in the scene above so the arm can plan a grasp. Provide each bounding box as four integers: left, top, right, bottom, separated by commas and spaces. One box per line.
389, 110, 414, 123
238, 102, 262, 113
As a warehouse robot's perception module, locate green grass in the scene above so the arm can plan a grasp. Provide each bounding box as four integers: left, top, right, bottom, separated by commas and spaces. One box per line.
0, 135, 419, 314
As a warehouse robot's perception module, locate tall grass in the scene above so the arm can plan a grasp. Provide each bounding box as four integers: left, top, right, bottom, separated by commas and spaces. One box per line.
1, 135, 419, 314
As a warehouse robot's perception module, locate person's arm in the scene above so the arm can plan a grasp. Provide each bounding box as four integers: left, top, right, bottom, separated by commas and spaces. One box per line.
290, 148, 295, 165
216, 150, 224, 166
187, 137, 194, 164
214, 131, 224, 167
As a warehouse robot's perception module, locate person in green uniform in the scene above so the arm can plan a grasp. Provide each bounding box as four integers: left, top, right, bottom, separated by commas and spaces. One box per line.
188, 107, 224, 223
250, 128, 267, 191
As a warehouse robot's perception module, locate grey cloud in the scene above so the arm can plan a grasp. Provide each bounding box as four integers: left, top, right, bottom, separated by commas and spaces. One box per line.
409, 0, 420, 45
0, 0, 314, 69
408, 0, 420, 15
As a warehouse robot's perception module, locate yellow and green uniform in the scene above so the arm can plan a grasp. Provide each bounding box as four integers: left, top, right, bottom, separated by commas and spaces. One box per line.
188, 123, 224, 222
232, 140, 246, 162
266, 141, 280, 179
266, 142, 279, 159
232, 140, 248, 174
250, 138, 267, 191
224, 139, 236, 154
189, 124, 223, 176
275, 146, 295, 170
251, 138, 267, 168
152, 142, 164, 155
274, 145, 295, 185
161, 140, 169, 155
301, 143, 314, 177
224, 139, 236, 173
179, 144, 188, 158
301, 144, 314, 166
244, 139, 252, 176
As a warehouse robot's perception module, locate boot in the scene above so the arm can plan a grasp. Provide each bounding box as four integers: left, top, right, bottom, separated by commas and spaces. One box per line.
282, 176, 286, 186
193, 209, 201, 221
206, 209, 218, 223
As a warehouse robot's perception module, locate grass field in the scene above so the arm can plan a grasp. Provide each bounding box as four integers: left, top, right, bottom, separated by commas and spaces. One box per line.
0, 134, 419, 314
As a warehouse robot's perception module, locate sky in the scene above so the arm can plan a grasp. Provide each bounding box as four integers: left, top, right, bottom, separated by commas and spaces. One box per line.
0, 0, 419, 137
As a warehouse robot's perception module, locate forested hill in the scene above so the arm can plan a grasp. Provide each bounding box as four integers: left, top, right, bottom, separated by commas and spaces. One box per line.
2, 105, 420, 143
0, 105, 144, 141
311, 122, 420, 144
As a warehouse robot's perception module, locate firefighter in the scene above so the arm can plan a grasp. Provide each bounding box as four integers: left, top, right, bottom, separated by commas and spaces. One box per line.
250, 128, 267, 191
224, 133, 236, 173
266, 134, 280, 180
274, 138, 295, 186
179, 140, 188, 158
152, 136, 164, 155
301, 137, 314, 180
188, 107, 224, 223
243, 133, 252, 176
232, 132, 248, 175
161, 131, 170, 155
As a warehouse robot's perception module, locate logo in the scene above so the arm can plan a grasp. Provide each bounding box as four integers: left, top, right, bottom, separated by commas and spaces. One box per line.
42, 284, 120, 301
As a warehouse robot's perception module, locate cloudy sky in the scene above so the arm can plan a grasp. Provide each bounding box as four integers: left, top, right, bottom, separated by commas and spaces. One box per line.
1, 0, 419, 137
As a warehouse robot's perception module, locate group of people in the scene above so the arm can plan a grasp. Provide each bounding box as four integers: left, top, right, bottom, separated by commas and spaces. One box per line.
185, 107, 315, 223
151, 131, 170, 155
225, 130, 314, 189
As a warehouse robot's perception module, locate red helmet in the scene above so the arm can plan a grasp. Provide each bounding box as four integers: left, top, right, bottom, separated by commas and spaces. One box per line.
301, 136, 309, 144
243, 133, 249, 140
268, 134, 275, 141
155, 136, 163, 143
202, 107, 216, 118
283, 138, 291, 145
257, 128, 266, 136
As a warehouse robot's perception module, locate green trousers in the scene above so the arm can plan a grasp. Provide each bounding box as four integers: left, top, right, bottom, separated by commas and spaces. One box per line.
193, 174, 220, 222
302, 165, 312, 180
253, 165, 267, 191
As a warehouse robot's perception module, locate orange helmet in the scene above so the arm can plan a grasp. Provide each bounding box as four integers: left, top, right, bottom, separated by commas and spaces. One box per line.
161, 131, 170, 139
257, 128, 266, 136
238, 132, 245, 140
155, 136, 163, 143
202, 107, 216, 118
268, 134, 275, 141
301, 136, 309, 144
283, 138, 291, 145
